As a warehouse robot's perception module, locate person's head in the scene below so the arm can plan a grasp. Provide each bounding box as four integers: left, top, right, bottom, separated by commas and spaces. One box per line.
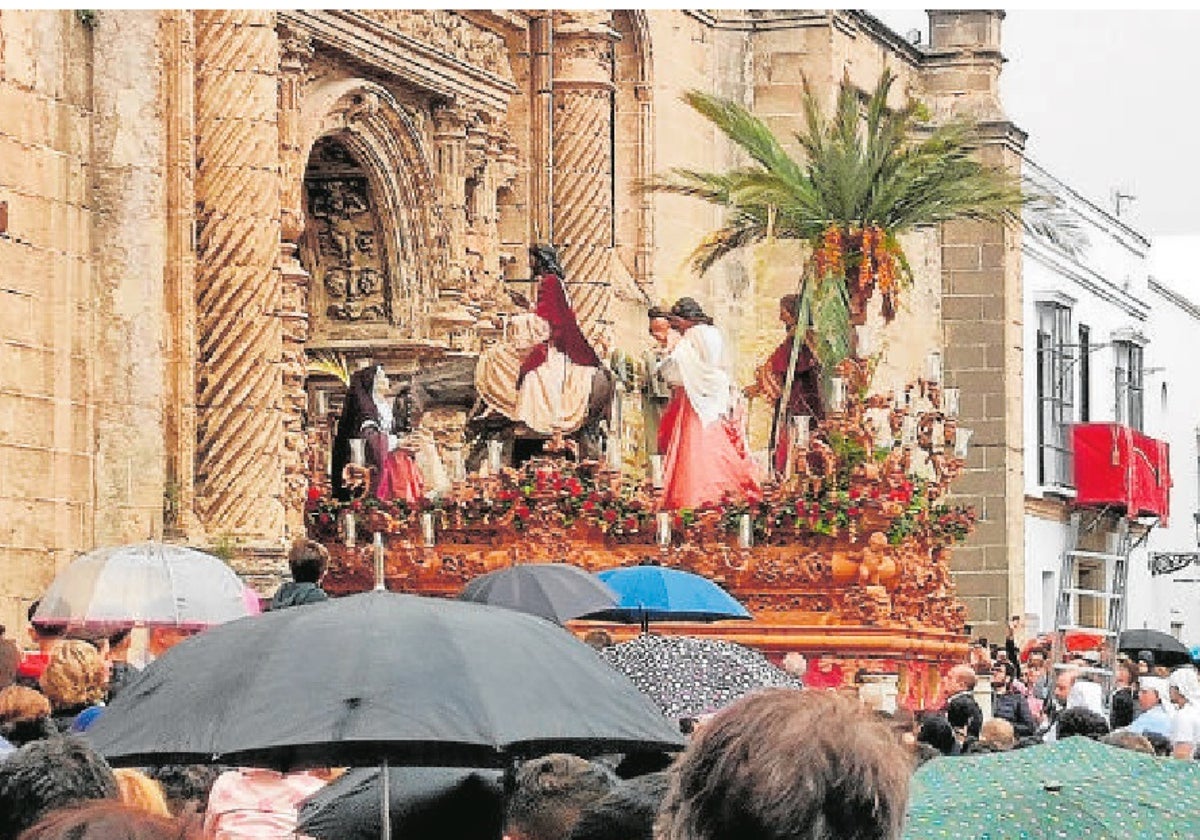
582, 630, 613, 652
1137, 675, 1168, 712
568, 771, 668, 840
146, 628, 195, 662
778, 294, 800, 328
1053, 668, 1079, 704
945, 694, 980, 738
0, 734, 119, 839
1100, 731, 1155, 756
916, 714, 956, 756
946, 664, 977, 695
667, 298, 712, 331
647, 307, 672, 348
14, 801, 199, 840
287, 539, 329, 585
780, 652, 807, 679
656, 689, 911, 840
530, 244, 565, 278
979, 718, 1015, 751
1136, 650, 1155, 675
1026, 651, 1046, 674
107, 629, 133, 662
1143, 732, 1173, 757
113, 769, 172, 819
1055, 707, 1110, 740
145, 766, 223, 818
990, 660, 1015, 691
27, 602, 66, 653
1167, 666, 1200, 709
0, 637, 20, 689
505, 754, 617, 840
39, 640, 107, 710
1066, 679, 1104, 715
1114, 658, 1138, 689
0, 685, 54, 747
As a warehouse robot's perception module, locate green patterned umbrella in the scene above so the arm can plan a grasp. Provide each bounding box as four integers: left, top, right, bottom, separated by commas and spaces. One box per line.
904, 737, 1200, 840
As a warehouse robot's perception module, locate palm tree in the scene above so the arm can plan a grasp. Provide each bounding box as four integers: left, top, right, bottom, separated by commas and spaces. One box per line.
647, 69, 1026, 371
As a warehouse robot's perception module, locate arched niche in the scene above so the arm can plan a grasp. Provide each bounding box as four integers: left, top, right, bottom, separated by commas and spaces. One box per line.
612, 10, 653, 290
297, 79, 447, 341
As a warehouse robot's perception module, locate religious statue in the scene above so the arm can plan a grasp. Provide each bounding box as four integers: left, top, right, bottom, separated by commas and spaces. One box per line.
656, 297, 760, 510
473, 245, 610, 450
640, 306, 676, 458
746, 293, 823, 476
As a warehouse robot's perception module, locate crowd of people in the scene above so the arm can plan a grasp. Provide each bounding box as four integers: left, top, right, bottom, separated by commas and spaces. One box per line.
2, 554, 1199, 839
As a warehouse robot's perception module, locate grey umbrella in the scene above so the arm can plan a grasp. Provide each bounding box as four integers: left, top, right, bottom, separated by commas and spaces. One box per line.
85, 590, 684, 769
1118, 628, 1193, 667
298, 766, 503, 840
458, 563, 619, 624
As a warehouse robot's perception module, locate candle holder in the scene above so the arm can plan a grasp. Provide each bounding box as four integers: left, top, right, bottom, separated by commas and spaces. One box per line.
343, 511, 357, 548
486, 439, 504, 474
349, 438, 366, 467
372, 532, 385, 591
901, 415, 919, 449
607, 434, 622, 471
926, 351, 943, 385
738, 513, 753, 548
650, 454, 664, 490
420, 511, 435, 547
829, 377, 848, 414
789, 414, 811, 450
954, 427, 973, 459
942, 387, 960, 419
656, 511, 672, 548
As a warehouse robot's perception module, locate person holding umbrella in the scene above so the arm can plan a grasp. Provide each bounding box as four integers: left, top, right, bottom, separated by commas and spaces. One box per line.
269, 540, 330, 610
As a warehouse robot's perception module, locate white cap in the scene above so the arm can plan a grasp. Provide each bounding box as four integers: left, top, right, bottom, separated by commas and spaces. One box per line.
1139, 676, 1167, 699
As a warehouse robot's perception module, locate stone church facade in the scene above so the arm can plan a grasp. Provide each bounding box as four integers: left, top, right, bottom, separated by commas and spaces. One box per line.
0, 9, 1025, 642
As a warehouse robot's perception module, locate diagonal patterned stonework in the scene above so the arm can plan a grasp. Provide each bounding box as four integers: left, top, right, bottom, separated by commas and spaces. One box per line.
193, 11, 286, 539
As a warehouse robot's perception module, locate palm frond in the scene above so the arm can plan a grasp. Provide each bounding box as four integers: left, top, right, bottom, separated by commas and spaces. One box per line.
307, 352, 351, 386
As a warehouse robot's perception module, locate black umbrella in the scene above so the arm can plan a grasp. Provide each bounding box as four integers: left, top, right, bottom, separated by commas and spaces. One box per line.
85, 590, 684, 769
1118, 628, 1193, 667
599, 634, 802, 720
458, 563, 618, 624
299, 766, 503, 840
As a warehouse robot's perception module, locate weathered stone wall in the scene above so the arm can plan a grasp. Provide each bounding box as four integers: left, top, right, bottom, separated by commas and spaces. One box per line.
0, 11, 97, 636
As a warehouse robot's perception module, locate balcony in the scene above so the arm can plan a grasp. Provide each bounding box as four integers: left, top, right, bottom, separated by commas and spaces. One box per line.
1070, 422, 1170, 524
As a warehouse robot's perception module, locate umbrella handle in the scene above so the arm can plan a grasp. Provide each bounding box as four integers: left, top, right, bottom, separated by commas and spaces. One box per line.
380, 757, 391, 840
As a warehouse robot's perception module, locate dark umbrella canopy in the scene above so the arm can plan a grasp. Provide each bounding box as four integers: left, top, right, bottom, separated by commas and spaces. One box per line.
600, 635, 802, 719
592, 566, 751, 625
904, 737, 1200, 839
299, 766, 503, 840
458, 563, 618, 624
1118, 628, 1193, 667
85, 590, 684, 769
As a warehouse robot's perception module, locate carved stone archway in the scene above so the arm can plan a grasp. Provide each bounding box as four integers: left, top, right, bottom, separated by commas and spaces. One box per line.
298, 78, 446, 340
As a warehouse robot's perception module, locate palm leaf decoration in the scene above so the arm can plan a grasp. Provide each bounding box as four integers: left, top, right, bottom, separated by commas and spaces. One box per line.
307, 352, 351, 387
646, 69, 1027, 375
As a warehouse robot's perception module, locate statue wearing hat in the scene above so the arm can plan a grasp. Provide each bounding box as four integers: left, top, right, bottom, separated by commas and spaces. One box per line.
654, 297, 761, 509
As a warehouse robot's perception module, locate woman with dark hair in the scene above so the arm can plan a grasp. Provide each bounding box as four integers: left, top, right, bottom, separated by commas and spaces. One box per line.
655, 298, 760, 510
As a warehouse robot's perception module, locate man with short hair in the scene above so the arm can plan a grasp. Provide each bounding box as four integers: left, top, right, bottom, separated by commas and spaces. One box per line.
269, 539, 330, 610
942, 664, 982, 738
0, 734, 119, 839
655, 689, 910, 840
1126, 675, 1173, 738
505, 754, 617, 840
990, 660, 1037, 737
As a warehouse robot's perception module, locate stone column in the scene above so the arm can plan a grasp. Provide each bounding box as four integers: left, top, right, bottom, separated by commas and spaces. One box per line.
162, 10, 198, 540
926, 9, 1026, 644
433, 102, 470, 292
552, 11, 618, 348
277, 24, 314, 541
90, 10, 169, 544
193, 11, 286, 543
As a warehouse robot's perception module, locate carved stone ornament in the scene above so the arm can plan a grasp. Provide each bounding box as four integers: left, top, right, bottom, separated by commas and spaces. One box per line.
358, 10, 514, 81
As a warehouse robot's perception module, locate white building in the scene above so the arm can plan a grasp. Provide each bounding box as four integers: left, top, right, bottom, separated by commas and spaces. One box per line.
1021, 161, 1200, 648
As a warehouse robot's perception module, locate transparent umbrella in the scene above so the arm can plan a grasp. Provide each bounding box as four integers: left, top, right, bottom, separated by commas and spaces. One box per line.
33, 542, 252, 632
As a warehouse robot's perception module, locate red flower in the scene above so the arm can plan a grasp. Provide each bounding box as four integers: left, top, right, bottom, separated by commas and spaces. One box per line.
307, 486, 322, 502
603, 509, 618, 523
351, 500, 363, 513
582, 500, 597, 513
318, 513, 332, 525
567, 478, 583, 496
623, 517, 638, 530
514, 504, 531, 518
848, 506, 861, 517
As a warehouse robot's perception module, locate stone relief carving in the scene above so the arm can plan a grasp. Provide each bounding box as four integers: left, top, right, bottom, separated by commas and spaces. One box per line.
359, 10, 514, 82
303, 140, 391, 324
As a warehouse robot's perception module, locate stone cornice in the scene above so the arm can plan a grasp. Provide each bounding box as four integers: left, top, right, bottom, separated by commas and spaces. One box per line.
1150, 278, 1200, 323
280, 10, 517, 113
458, 10, 529, 35
1023, 158, 1150, 256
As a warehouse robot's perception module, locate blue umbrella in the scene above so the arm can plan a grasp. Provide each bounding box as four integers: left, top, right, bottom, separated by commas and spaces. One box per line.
594, 566, 751, 632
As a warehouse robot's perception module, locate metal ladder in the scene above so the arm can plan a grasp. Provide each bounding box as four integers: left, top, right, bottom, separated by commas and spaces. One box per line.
1048, 510, 1134, 693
